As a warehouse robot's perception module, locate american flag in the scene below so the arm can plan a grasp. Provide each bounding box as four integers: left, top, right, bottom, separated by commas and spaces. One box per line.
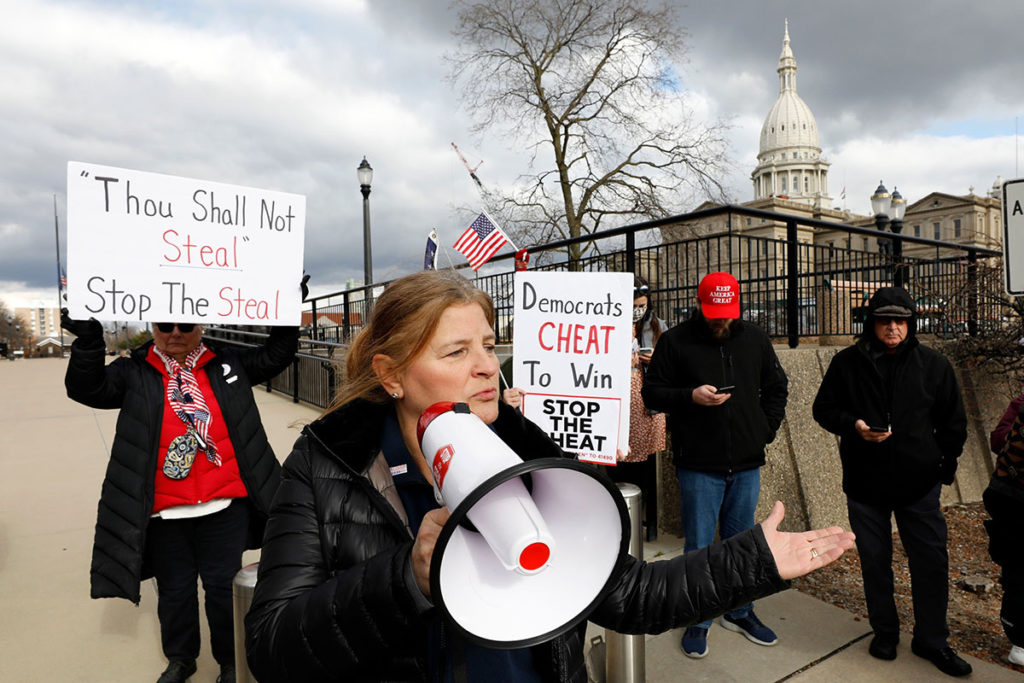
453, 213, 509, 270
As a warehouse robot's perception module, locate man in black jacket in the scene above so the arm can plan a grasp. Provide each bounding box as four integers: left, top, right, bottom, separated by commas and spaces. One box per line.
642, 271, 788, 658
812, 286, 971, 677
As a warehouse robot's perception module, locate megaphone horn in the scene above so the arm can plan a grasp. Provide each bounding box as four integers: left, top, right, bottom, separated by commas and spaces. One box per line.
417, 401, 629, 649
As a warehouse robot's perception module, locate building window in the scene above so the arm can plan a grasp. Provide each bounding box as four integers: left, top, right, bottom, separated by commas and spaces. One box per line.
746, 218, 752, 226
781, 176, 787, 192
933, 222, 941, 239
863, 237, 870, 250
914, 224, 920, 237
954, 218, 961, 238
804, 176, 809, 193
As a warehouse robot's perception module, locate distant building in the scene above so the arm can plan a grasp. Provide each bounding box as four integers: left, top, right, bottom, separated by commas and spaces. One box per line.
15, 305, 62, 339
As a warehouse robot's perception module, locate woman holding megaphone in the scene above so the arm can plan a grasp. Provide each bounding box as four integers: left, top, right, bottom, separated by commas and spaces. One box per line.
246, 270, 854, 682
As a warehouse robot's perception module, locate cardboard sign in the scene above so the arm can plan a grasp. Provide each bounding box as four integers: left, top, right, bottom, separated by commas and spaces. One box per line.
513, 271, 633, 464
66, 161, 305, 325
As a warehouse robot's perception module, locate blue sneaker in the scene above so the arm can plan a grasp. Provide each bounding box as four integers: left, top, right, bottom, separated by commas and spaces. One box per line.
681, 626, 709, 658
721, 611, 778, 646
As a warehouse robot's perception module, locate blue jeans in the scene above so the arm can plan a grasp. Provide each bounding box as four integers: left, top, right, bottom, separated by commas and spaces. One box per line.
677, 467, 761, 629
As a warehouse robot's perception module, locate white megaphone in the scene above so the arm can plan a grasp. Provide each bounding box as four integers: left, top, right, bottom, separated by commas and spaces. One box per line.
417, 401, 628, 649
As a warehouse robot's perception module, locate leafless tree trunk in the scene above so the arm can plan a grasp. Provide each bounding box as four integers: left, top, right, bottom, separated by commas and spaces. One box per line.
449, 0, 731, 269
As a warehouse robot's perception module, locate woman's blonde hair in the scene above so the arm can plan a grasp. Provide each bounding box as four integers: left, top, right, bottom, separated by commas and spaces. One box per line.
325, 270, 494, 414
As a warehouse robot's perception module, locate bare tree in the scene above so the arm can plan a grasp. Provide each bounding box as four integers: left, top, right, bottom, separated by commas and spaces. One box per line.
449, 0, 730, 267
0, 301, 31, 356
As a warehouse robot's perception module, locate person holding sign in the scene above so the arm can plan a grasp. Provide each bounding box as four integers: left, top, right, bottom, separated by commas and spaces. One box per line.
62, 302, 301, 683
641, 271, 789, 659
244, 270, 854, 682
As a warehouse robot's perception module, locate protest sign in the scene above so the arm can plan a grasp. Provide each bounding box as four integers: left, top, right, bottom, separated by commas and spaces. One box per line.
66, 161, 305, 325
513, 271, 633, 465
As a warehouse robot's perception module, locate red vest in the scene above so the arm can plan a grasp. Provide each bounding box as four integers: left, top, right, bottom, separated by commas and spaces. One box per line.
147, 347, 247, 513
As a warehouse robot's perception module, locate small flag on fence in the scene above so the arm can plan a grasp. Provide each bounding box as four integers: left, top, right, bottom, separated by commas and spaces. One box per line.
514, 248, 530, 271
424, 230, 438, 270
453, 212, 511, 271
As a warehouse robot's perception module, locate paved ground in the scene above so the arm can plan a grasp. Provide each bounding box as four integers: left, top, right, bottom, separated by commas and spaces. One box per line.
1, 356, 1019, 681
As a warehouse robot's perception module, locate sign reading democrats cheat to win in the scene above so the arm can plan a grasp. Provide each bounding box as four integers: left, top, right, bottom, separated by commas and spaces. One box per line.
66, 161, 305, 326
513, 271, 633, 465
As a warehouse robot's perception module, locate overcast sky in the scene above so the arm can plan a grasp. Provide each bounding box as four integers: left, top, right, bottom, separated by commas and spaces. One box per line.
3, 0, 1023, 311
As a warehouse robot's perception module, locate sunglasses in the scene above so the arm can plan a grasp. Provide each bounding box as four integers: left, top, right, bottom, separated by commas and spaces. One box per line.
156, 323, 197, 333
634, 285, 650, 296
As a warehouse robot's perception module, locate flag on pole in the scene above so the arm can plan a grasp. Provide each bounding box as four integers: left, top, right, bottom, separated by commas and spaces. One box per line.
424, 230, 438, 270
59, 264, 67, 290
840, 186, 846, 200
453, 212, 511, 270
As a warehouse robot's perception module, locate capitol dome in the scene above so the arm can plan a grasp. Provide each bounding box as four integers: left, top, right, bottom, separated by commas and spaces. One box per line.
752, 21, 831, 207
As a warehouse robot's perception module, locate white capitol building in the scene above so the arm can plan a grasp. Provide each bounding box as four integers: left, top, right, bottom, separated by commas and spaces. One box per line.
665, 21, 1003, 257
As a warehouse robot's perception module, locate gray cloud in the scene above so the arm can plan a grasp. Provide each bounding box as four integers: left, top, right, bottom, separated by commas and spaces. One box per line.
2, 0, 1022, 308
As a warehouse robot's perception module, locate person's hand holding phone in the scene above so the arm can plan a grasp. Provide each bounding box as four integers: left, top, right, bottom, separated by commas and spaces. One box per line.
854, 419, 891, 443
637, 347, 654, 365
693, 384, 731, 406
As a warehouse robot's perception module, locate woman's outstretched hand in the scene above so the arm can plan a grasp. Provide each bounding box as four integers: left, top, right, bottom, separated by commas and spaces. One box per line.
760, 501, 856, 580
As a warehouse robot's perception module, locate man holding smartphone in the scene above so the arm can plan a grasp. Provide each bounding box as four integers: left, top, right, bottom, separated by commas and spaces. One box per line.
642, 272, 788, 658
812, 286, 970, 677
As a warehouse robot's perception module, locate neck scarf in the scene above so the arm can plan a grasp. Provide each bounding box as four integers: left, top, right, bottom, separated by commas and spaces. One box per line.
154, 343, 221, 468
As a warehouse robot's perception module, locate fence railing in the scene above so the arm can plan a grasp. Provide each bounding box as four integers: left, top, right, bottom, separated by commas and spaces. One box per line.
223, 204, 1008, 408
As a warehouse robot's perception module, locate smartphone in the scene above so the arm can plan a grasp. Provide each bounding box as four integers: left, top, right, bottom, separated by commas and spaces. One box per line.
715, 385, 735, 394
868, 425, 890, 433
637, 347, 654, 355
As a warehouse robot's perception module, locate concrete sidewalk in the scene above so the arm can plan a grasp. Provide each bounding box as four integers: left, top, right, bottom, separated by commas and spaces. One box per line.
0, 357, 1018, 681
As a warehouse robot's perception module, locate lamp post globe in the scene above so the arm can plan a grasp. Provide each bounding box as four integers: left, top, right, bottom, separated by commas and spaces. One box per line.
358, 157, 374, 287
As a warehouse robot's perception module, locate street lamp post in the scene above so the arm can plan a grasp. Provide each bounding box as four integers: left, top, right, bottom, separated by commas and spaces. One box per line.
358, 157, 374, 287
870, 181, 908, 287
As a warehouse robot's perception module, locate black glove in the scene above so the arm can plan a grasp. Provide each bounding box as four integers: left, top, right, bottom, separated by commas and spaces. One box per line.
300, 273, 311, 302
60, 308, 104, 342
938, 455, 958, 485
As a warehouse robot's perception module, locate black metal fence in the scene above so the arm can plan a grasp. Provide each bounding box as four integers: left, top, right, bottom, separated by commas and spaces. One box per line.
219, 204, 1008, 408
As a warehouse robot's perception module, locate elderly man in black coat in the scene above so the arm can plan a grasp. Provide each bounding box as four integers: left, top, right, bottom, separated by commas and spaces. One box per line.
812, 286, 970, 677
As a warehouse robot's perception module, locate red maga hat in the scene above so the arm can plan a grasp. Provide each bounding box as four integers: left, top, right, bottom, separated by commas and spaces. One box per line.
698, 272, 740, 319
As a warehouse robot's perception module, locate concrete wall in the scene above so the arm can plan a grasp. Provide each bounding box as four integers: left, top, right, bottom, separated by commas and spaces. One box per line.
656, 342, 1012, 535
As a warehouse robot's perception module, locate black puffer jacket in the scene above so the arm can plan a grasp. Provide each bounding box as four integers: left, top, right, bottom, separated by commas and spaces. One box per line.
64, 326, 299, 602
245, 399, 789, 682
641, 315, 788, 472
812, 287, 967, 506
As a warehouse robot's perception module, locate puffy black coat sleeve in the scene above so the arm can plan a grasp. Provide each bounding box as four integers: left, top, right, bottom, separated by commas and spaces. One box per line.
590, 525, 788, 634
234, 325, 300, 385
65, 336, 130, 409
245, 436, 429, 682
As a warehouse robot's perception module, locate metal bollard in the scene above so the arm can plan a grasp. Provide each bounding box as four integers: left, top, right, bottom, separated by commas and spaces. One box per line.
232, 562, 260, 683
605, 483, 644, 683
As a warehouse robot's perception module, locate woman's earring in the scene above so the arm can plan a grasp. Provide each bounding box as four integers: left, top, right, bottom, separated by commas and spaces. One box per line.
391, 392, 399, 399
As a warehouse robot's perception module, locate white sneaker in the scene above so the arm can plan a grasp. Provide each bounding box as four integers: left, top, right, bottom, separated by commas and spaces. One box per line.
1009, 645, 1024, 665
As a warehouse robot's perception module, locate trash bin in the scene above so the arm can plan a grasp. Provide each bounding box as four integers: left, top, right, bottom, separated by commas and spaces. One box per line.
605, 483, 644, 683
232, 562, 260, 683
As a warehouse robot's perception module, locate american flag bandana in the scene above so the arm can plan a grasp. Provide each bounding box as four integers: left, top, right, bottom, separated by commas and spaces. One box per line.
154, 343, 221, 467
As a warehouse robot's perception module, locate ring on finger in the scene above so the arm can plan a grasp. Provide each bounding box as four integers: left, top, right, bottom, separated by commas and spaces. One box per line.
810, 548, 819, 559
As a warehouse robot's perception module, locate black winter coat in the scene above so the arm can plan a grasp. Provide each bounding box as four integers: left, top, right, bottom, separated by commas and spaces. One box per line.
245, 399, 789, 682
64, 327, 299, 602
641, 316, 788, 472
812, 335, 967, 506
